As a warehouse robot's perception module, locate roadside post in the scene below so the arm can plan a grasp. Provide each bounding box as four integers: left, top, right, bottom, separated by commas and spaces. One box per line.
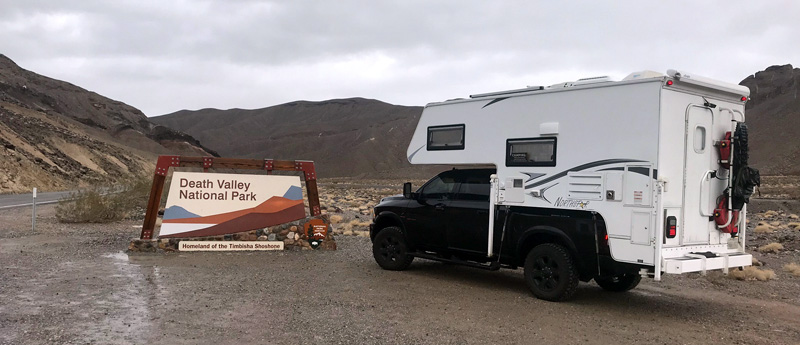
32, 187, 37, 232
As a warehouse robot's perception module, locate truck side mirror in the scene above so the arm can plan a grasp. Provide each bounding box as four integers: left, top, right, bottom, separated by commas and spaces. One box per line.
403, 182, 413, 199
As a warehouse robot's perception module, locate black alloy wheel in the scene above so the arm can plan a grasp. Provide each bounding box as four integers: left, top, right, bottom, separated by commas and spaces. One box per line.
372, 226, 414, 271
524, 243, 579, 301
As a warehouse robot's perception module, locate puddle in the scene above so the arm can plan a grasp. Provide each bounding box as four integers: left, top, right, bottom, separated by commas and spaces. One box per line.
74, 251, 168, 343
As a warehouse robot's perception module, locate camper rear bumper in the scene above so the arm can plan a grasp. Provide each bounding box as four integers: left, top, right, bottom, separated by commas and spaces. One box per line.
663, 252, 751, 274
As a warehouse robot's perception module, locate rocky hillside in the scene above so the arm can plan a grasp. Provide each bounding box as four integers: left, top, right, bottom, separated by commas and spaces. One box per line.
0, 55, 216, 193
740, 64, 800, 175
151, 98, 441, 178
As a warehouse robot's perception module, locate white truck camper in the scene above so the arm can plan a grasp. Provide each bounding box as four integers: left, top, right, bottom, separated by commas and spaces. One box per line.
406, 69, 759, 282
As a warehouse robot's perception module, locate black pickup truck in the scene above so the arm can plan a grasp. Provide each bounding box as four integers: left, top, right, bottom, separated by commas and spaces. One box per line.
369, 168, 643, 301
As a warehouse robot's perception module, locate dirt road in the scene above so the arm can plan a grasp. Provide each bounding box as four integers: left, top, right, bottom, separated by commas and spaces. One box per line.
1, 205, 799, 345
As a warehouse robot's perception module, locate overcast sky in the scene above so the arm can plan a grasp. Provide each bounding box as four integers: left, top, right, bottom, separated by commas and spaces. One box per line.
1, 1, 797, 116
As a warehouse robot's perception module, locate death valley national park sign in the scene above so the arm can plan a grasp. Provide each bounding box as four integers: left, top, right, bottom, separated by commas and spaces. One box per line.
159, 172, 305, 238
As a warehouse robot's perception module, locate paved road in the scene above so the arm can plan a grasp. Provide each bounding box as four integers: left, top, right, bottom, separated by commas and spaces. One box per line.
0, 191, 74, 210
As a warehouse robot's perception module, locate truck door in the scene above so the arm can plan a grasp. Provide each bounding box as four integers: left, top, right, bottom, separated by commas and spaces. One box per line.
446, 176, 491, 256
403, 175, 454, 250
682, 105, 715, 245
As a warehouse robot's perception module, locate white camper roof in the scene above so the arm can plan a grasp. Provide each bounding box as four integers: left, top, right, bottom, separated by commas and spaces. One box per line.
427, 69, 749, 107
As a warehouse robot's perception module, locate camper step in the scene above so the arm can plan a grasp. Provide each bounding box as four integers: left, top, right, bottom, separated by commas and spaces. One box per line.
663, 252, 751, 275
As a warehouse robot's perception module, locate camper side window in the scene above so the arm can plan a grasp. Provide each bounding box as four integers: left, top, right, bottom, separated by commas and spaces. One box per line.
427, 124, 465, 150
506, 138, 557, 167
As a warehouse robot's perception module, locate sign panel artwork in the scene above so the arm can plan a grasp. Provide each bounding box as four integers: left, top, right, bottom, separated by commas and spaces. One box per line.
159, 172, 306, 238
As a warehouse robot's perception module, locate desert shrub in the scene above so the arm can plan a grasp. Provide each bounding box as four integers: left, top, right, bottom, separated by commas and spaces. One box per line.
754, 222, 775, 233
758, 242, 784, 253
349, 219, 371, 228
728, 266, 775, 281
329, 215, 344, 224
783, 263, 800, 276
788, 222, 800, 230
56, 177, 151, 223
764, 210, 779, 218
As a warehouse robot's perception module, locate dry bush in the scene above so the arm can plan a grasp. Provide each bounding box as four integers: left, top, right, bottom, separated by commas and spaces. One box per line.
349, 219, 371, 228
764, 210, 779, 218
789, 214, 799, 220
728, 266, 776, 281
752, 257, 763, 266
788, 222, 800, 230
758, 242, 784, 253
56, 177, 151, 223
784, 263, 800, 276
769, 221, 782, 227
329, 215, 344, 224
754, 223, 775, 233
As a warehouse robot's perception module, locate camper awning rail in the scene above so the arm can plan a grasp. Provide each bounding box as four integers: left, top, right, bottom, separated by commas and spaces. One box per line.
667, 69, 750, 97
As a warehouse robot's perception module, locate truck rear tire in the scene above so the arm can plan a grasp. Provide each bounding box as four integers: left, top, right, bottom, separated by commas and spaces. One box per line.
523, 243, 579, 301
595, 274, 641, 292
372, 227, 414, 271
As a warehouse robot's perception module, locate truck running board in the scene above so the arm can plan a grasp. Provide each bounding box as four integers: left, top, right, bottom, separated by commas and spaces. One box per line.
411, 252, 501, 271
663, 252, 751, 275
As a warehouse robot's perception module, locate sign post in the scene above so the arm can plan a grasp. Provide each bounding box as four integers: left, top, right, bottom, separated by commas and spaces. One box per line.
32, 187, 37, 232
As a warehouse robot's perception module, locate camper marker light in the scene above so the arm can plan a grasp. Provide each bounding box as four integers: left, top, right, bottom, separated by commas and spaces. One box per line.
666, 80, 673, 86
741, 96, 747, 101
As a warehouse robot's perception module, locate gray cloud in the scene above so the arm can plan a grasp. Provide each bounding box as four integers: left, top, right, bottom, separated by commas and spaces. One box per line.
1, 0, 797, 115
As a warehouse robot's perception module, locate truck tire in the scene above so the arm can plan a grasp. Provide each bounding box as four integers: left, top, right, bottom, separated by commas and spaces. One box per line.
594, 274, 641, 292
372, 226, 414, 271
523, 243, 579, 301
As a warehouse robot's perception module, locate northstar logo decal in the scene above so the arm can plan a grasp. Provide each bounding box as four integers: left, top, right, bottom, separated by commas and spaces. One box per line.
553, 197, 590, 209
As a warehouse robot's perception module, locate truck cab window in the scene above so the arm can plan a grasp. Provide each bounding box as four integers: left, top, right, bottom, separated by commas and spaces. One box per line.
420, 176, 457, 199
456, 178, 490, 201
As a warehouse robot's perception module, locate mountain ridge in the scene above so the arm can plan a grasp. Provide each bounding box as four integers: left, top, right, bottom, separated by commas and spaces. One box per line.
0, 55, 217, 193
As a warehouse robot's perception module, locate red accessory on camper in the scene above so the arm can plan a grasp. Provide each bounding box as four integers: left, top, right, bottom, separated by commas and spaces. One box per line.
717, 132, 732, 169
713, 196, 739, 234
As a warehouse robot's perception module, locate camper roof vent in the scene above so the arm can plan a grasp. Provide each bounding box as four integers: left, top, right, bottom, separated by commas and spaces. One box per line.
548, 76, 612, 89
622, 70, 664, 81
469, 86, 544, 99
572, 76, 611, 85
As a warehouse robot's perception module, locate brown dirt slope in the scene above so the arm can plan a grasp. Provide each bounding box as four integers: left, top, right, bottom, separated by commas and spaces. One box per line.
0, 54, 217, 193
740, 64, 800, 175
151, 98, 447, 178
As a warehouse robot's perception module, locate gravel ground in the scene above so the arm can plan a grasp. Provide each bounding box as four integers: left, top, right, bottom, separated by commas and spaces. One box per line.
2, 202, 800, 345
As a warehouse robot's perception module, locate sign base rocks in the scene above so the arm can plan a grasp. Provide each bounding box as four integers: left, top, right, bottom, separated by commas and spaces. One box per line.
129, 215, 336, 252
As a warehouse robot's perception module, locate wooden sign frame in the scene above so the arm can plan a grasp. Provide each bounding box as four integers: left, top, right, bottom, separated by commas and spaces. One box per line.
140, 156, 320, 240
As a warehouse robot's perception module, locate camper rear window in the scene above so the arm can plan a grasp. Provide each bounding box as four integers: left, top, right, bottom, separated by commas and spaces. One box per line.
506, 138, 557, 166
427, 124, 465, 150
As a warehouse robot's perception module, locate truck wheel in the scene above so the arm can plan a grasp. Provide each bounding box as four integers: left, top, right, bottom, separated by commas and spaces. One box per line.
524, 243, 579, 301
595, 274, 641, 292
372, 227, 414, 271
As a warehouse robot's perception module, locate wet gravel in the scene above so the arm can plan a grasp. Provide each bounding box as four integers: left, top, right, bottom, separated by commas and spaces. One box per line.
2, 205, 800, 345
